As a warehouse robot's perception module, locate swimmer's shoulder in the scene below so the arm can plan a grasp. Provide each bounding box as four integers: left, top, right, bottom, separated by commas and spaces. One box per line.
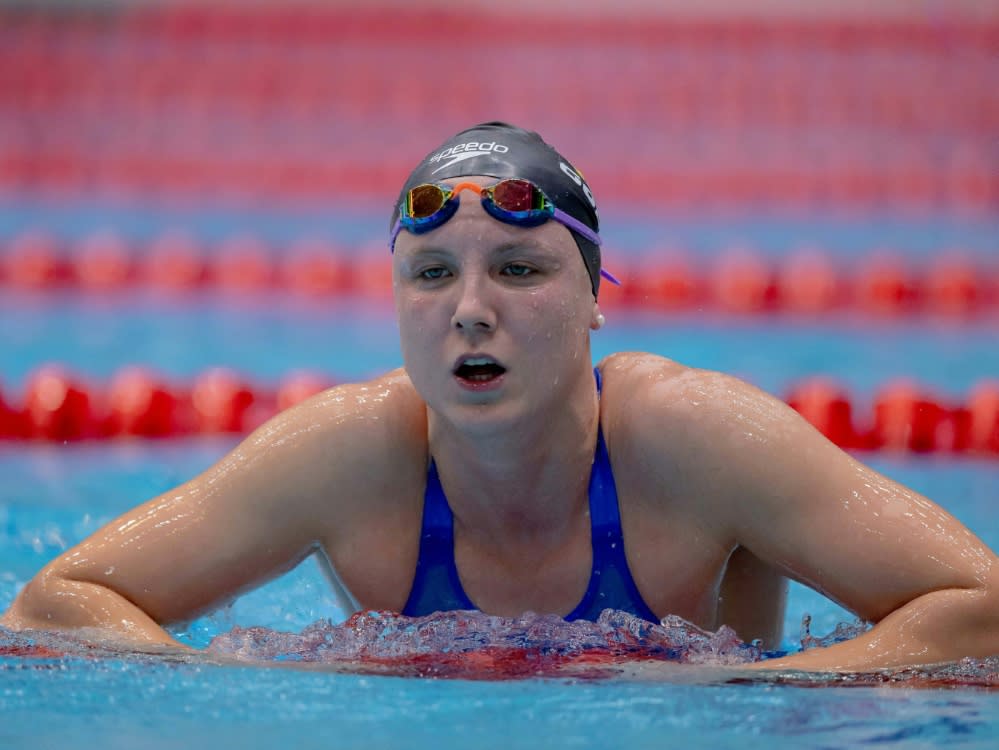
599, 352, 823, 520
597, 352, 778, 496
598, 351, 766, 432
253, 368, 428, 501
598, 351, 714, 423
278, 367, 425, 438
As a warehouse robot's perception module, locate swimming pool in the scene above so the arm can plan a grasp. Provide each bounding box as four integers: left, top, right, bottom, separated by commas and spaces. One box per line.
2, 293, 999, 749
3, 3, 998, 744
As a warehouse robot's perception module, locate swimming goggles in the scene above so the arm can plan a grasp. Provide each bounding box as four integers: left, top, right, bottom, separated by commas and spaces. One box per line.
390, 179, 602, 252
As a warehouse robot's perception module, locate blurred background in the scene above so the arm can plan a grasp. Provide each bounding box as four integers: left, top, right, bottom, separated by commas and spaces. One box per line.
1, 0, 996, 264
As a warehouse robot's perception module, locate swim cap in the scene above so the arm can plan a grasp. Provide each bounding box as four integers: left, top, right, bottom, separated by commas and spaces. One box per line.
392, 122, 603, 297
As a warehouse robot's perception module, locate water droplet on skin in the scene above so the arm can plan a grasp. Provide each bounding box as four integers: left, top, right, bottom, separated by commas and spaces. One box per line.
105, 566, 115, 575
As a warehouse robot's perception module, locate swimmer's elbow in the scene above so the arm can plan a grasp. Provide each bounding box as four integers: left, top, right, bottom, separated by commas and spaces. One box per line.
893, 582, 999, 661
10, 569, 123, 627
960, 569, 999, 622
3, 575, 48, 630
980, 580, 999, 627
4, 569, 86, 631
4, 569, 183, 648
940, 583, 999, 660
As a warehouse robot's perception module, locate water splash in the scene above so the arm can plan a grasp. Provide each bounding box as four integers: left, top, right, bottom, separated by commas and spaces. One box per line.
799, 613, 872, 650
3, 611, 999, 686
205, 609, 761, 678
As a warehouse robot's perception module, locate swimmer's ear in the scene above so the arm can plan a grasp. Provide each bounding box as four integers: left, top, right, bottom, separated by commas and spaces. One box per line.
590, 304, 606, 331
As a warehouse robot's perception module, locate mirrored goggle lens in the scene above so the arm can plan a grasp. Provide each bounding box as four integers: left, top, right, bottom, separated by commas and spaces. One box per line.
407, 184, 450, 219
489, 179, 545, 214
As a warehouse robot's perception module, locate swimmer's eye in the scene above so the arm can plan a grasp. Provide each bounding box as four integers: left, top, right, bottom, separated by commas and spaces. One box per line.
501, 263, 535, 278
418, 266, 451, 281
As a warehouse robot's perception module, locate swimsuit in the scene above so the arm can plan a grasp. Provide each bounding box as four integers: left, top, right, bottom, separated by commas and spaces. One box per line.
402, 369, 659, 623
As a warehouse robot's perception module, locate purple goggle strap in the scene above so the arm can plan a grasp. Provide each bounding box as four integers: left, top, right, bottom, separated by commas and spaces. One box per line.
552, 208, 620, 286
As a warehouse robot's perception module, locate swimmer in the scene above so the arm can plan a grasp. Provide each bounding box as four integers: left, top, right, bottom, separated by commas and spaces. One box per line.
4, 123, 998, 671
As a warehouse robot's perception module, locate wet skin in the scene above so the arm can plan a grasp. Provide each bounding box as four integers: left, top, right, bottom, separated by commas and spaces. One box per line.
4, 178, 999, 670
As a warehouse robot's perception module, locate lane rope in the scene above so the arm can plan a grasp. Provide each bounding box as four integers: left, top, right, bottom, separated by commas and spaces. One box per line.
1, 366, 997, 456
1, 234, 996, 318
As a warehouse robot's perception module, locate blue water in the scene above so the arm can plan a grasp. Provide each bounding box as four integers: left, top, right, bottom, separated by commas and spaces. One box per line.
4, 653, 994, 750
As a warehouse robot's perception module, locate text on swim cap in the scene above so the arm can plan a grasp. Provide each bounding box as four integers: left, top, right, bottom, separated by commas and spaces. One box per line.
429, 142, 510, 175
559, 162, 598, 216
429, 142, 509, 164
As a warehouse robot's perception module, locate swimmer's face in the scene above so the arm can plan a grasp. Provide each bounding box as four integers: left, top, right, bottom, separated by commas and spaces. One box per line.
393, 176, 603, 429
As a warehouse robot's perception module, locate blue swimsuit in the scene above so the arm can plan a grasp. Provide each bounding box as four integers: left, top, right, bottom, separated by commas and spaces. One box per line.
402, 370, 659, 623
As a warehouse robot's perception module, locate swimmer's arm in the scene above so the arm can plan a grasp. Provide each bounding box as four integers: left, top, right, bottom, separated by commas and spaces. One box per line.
0, 403, 325, 646
646, 370, 999, 671
1, 382, 388, 648
743, 443, 999, 672
721, 380, 999, 671
753, 583, 998, 672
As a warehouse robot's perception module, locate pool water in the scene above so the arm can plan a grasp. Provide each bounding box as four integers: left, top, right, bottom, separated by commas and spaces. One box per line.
3, 4, 997, 745
2, 300, 999, 749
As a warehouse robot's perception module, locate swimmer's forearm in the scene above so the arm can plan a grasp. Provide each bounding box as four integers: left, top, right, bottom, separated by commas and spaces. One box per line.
3, 575, 189, 650
752, 586, 999, 672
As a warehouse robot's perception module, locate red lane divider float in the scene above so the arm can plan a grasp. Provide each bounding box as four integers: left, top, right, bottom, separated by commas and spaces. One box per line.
2, 367, 998, 457
785, 378, 999, 456
0, 366, 335, 442
1, 231, 997, 318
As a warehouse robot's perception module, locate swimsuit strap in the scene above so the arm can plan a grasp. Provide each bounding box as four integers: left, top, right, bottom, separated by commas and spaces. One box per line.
562, 420, 660, 623
401, 458, 475, 615
565, 367, 659, 622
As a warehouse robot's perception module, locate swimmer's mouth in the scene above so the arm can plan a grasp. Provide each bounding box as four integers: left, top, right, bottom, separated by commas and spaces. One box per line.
453, 356, 507, 382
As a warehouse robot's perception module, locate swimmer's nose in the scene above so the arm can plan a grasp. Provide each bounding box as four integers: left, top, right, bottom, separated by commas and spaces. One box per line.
451, 276, 496, 333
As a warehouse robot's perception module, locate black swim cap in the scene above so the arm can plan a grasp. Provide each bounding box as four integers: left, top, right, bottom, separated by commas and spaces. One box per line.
392, 122, 603, 297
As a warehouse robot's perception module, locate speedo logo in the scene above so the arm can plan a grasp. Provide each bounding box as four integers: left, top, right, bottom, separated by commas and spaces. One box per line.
560, 161, 598, 216
429, 141, 509, 174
